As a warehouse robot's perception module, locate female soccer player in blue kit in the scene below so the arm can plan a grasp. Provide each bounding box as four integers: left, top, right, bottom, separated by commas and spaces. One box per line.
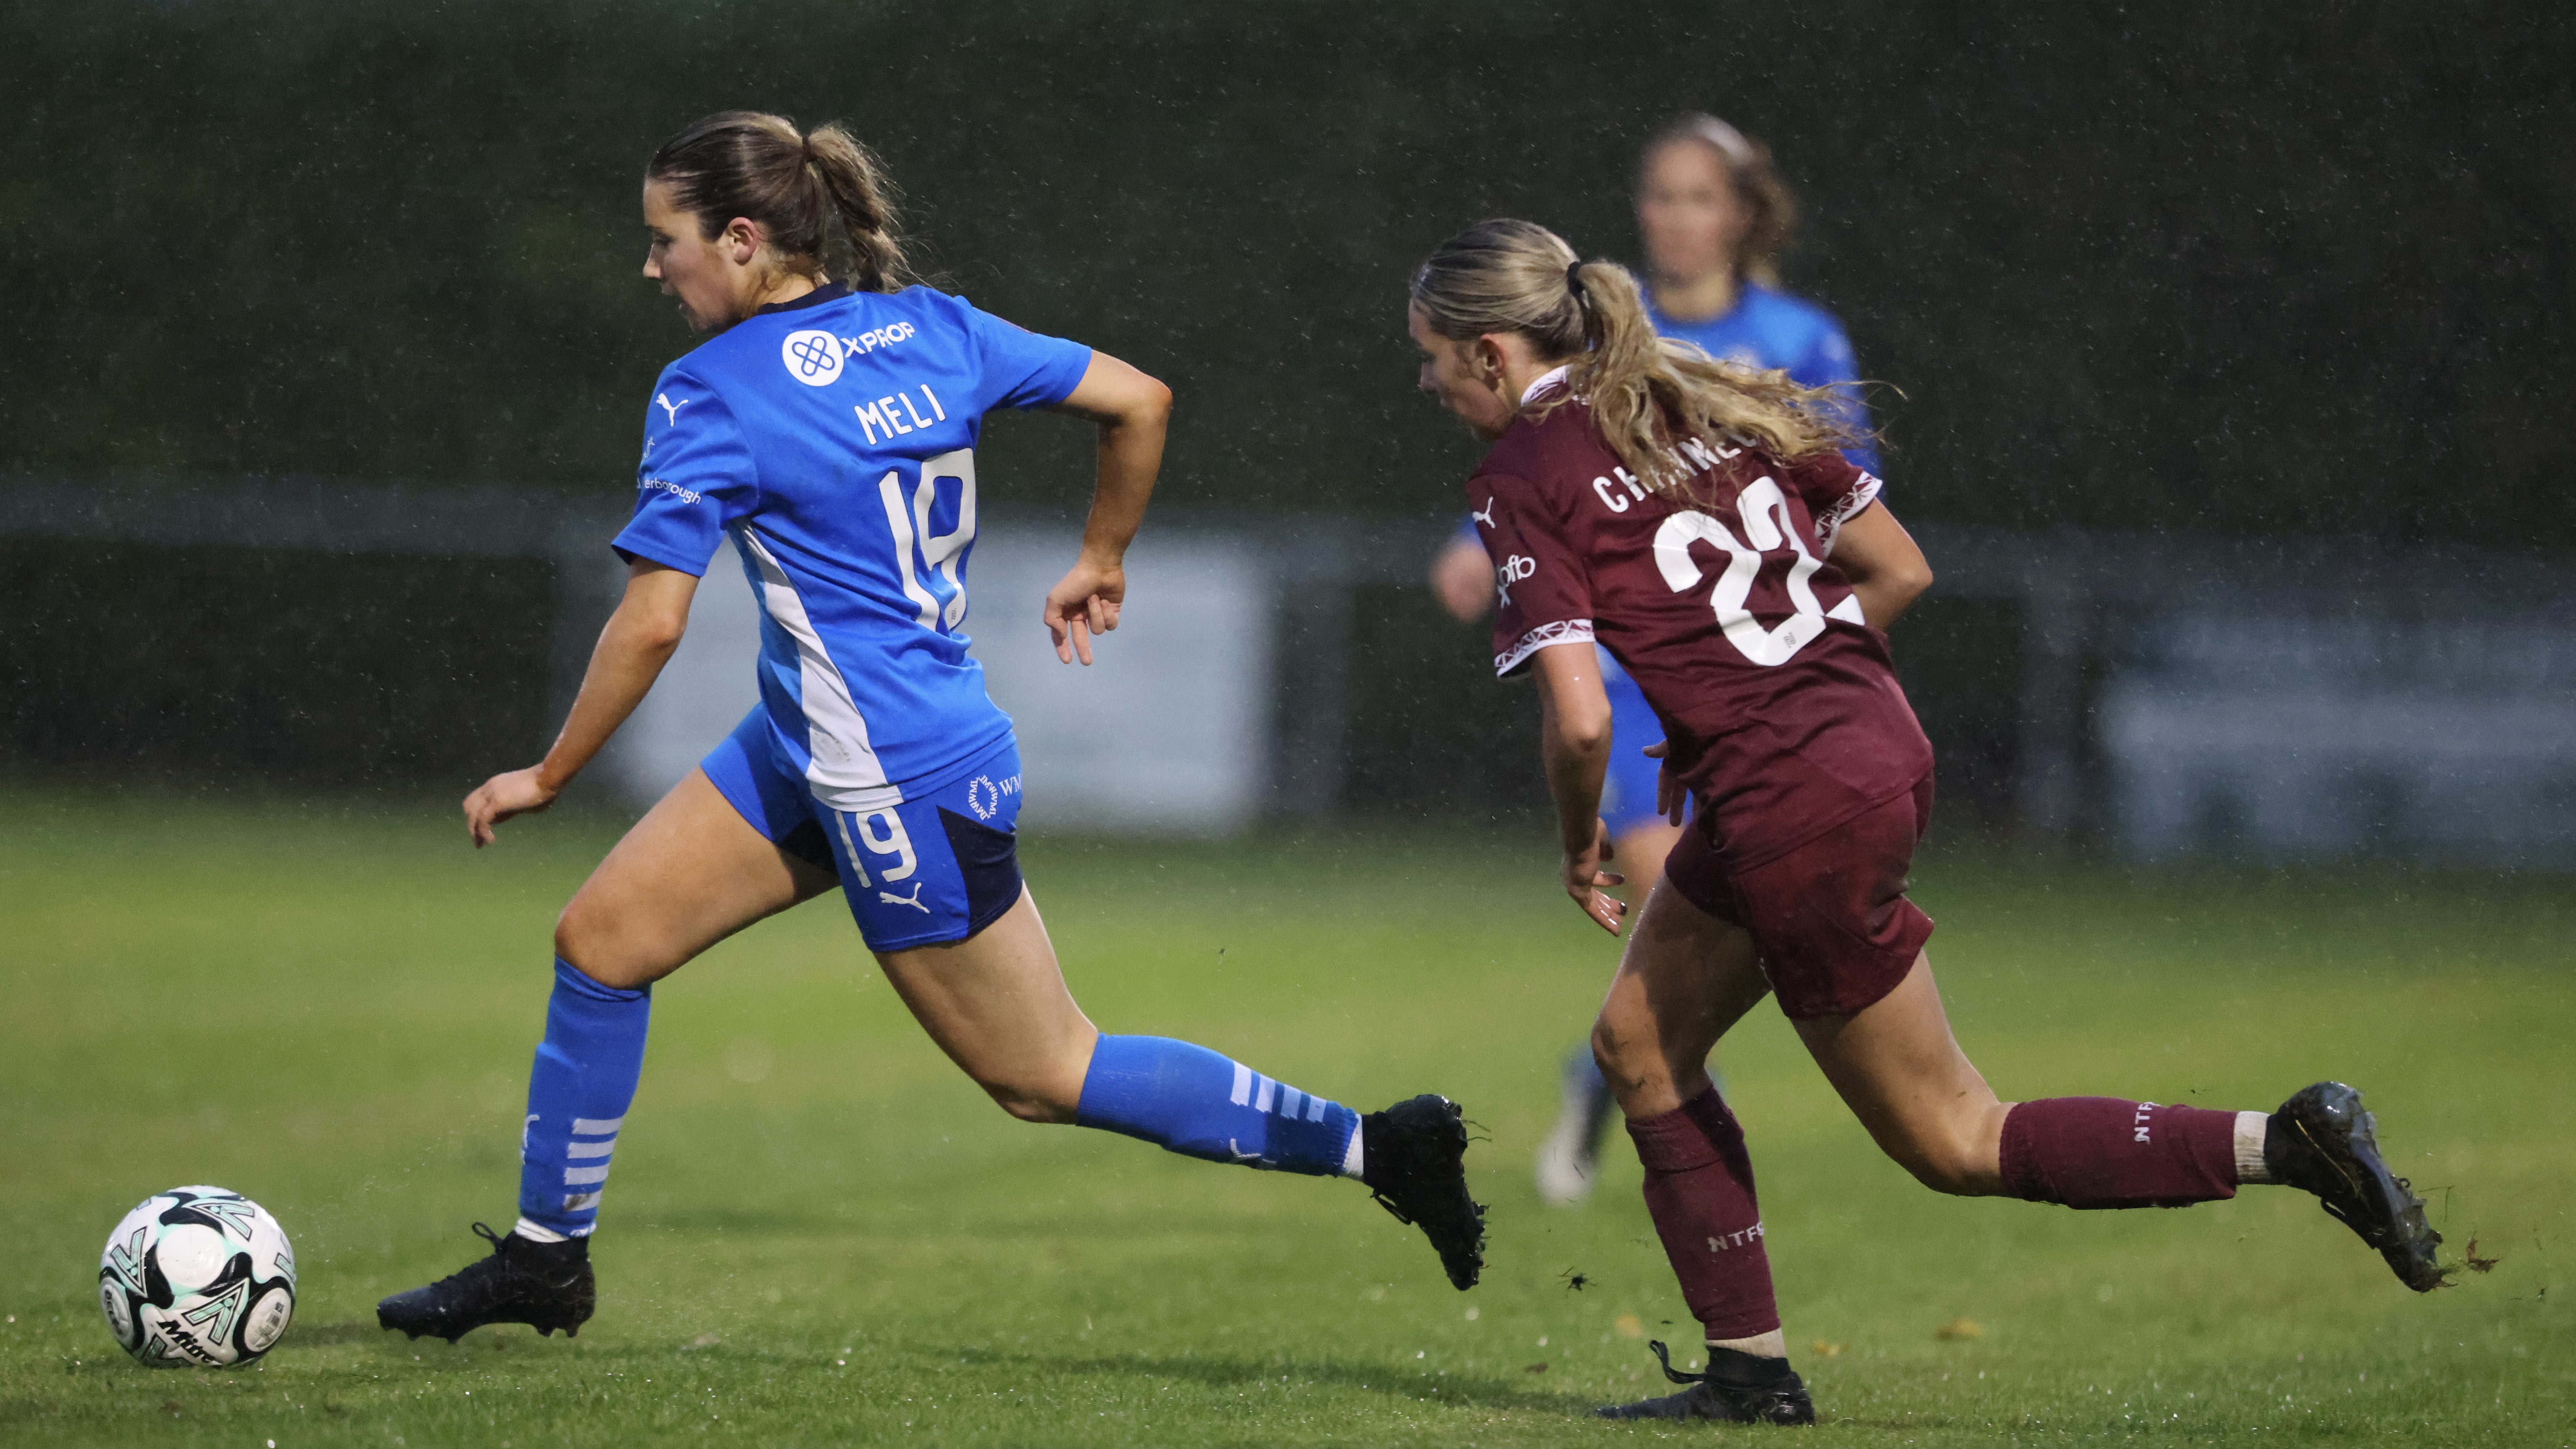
376, 111, 1483, 1342
1430, 116, 1882, 1205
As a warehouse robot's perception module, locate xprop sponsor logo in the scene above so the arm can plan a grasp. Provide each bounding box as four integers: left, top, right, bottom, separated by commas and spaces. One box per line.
782, 329, 845, 386
841, 322, 917, 356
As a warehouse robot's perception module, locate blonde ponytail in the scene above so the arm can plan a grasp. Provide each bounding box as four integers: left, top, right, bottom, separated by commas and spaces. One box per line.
1411, 219, 1863, 499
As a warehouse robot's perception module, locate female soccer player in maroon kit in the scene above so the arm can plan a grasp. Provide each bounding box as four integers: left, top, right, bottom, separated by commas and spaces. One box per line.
1406, 219, 2448, 1425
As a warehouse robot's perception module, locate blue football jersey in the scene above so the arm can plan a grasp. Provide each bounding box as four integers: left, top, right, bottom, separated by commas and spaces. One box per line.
613, 282, 1093, 812
1649, 281, 1881, 476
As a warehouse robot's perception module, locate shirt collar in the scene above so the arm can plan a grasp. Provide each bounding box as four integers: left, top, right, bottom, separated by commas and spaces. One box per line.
755, 280, 853, 317
1520, 364, 1572, 405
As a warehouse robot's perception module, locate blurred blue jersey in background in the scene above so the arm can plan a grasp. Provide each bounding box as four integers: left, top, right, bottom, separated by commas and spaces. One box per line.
1649, 281, 1880, 476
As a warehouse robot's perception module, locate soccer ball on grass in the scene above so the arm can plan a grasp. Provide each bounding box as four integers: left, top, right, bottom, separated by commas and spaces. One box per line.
97, 1186, 296, 1367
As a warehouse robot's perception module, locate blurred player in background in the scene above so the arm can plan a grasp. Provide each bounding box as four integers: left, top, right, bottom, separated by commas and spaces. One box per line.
1429, 115, 1881, 1206
376, 111, 1484, 1345
1408, 218, 2446, 1425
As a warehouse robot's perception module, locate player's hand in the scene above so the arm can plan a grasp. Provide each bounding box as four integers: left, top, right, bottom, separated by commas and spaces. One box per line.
1562, 816, 1626, 936
1043, 555, 1126, 665
463, 766, 559, 848
1644, 739, 1685, 826
1428, 536, 1495, 623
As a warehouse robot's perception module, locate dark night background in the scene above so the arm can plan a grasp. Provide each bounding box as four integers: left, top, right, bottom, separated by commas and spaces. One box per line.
4, 0, 2570, 806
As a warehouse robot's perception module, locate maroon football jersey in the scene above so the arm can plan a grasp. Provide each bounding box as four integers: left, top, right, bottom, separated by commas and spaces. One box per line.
1476, 396, 1933, 868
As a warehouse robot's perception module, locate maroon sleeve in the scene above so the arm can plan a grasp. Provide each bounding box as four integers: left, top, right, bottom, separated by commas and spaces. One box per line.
1783, 451, 1884, 555
1476, 470, 1594, 677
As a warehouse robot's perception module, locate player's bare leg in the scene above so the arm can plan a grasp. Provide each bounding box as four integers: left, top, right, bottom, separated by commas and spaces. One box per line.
557, 767, 841, 990
880, 888, 1489, 1288
1790, 954, 2011, 1195
1538, 817, 1689, 1206
381, 769, 834, 1342
873, 888, 1099, 1122
1590, 883, 1813, 1423
1592, 876, 1768, 1120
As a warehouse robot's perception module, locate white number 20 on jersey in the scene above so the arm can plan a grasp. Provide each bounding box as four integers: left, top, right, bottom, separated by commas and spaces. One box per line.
1653, 476, 1862, 667
879, 447, 977, 632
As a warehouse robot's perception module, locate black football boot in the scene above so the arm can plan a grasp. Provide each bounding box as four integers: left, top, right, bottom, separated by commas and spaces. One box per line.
1359, 1094, 1487, 1290
2264, 1081, 2448, 1292
1595, 1341, 1818, 1424
377, 1224, 596, 1342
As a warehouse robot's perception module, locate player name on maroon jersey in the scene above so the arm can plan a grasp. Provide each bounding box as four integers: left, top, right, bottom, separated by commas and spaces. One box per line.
1470, 399, 1932, 868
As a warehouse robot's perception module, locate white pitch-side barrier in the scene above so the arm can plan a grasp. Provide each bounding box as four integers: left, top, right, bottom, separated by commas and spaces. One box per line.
601, 525, 1275, 836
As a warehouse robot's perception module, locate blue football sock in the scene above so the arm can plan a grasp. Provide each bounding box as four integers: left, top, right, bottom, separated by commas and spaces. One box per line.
1567, 1040, 1620, 1156
1075, 1035, 1360, 1177
515, 959, 651, 1238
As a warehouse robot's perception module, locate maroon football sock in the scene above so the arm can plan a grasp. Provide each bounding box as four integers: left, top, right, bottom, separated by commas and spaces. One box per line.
1629, 1085, 1779, 1340
1998, 1098, 2240, 1209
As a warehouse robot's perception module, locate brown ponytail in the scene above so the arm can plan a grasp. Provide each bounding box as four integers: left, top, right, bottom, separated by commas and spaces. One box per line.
1412, 219, 1862, 496
799, 123, 912, 293
647, 110, 917, 293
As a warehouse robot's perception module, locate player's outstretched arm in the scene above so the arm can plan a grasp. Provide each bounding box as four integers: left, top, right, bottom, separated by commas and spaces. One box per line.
463, 560, 700, 846
1041, 351, 1171, 664
1829, 501, 1934, 630
1533, 642, 1625, 935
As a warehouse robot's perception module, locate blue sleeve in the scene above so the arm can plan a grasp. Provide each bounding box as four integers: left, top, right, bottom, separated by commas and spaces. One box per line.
610, 373, 758, 576
963, 300, 1094, 411
1787, 318, 1883, 479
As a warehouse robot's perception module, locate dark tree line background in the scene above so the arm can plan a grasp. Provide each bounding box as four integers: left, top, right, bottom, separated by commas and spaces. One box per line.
4, 0, 2571, 802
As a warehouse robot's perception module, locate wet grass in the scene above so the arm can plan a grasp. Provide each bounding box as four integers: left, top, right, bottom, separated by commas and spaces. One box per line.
0, 788, 2567, 1445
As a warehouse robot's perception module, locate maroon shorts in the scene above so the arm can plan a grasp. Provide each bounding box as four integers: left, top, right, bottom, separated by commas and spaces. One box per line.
1661, 776, 1936, 1020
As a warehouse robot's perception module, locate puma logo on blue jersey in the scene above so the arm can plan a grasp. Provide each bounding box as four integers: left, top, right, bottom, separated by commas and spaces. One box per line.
655, 392, 691, 425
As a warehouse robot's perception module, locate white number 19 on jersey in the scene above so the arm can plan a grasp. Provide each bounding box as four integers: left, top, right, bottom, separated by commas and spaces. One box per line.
879, 447, 977, 632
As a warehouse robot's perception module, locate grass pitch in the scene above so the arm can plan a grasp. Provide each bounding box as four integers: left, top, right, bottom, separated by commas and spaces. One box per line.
0, 788, 2568, 1446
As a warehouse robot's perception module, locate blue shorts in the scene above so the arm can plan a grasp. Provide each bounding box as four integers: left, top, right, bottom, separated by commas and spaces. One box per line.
1599, 653, 1691, 838
700, 709, 1026, 953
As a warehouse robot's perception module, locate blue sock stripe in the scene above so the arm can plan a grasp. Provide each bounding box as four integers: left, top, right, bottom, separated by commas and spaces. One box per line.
1076, 1035, 1357, 1178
